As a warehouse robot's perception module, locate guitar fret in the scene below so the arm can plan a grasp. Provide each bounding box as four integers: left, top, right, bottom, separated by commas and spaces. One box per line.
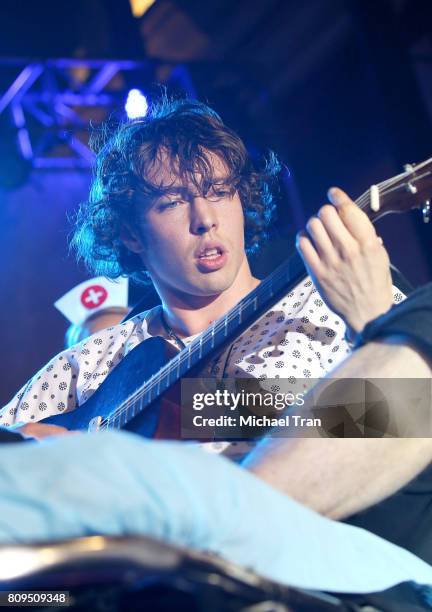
138, 395, 144, 415
111, 257, 307, 430
121, 406, 127, 427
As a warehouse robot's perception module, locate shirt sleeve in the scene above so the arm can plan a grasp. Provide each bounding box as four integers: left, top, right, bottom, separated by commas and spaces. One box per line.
0, 348, 81, 428
302, 283, 406, 374
0, 317, 145, 428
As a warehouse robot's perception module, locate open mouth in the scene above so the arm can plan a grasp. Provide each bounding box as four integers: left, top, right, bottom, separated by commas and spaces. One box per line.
197, 247, 224, 260
195, 244, 227, 272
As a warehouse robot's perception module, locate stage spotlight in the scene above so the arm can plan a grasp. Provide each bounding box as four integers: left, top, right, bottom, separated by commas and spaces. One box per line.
125, 89, 148, 119
129, 0, 156, 18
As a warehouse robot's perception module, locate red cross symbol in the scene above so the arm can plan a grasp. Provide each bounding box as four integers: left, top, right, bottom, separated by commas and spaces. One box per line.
80, 285, 108, 309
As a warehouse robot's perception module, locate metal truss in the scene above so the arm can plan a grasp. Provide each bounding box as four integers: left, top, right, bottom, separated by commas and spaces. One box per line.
0, 58, 196, 169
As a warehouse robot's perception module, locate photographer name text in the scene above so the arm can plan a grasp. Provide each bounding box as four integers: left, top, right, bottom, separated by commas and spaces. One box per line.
192, 414, 321, 428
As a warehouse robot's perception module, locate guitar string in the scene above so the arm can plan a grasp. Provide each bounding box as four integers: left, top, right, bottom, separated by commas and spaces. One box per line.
112, 158, 431, 421
354, 157, 432, 206
101, 250, 320, 429
359, 169, 432, 201
100, 262, 297, 429
99, 173, 416, 430
355, 160, 431, 206
99, 165, 431, 429
99, 171, 416, 429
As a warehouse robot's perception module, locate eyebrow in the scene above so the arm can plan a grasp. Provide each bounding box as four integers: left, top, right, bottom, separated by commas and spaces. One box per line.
153, 186, 188, 199
152, 177, 231, 197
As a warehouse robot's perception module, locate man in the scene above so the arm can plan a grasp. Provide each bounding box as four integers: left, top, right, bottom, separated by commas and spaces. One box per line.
0, 98, 400, 436
1, 97, 430, 562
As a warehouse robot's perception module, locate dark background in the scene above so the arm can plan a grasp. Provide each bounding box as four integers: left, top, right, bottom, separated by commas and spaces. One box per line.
0, 0, 431, 405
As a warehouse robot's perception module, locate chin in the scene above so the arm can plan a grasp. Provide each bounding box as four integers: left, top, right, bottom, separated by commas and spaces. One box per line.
187, 272, 236, 296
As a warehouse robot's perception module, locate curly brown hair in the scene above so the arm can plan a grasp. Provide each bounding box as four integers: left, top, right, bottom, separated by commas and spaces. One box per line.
72, 97, 280, 282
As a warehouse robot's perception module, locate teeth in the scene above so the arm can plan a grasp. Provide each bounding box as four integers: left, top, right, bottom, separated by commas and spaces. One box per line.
200, 247, 220, 258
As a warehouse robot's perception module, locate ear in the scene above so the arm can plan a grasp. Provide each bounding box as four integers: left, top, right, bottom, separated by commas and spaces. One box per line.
120, 224, 145, 254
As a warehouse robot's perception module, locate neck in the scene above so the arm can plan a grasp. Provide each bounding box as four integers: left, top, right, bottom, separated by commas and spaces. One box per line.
154, 258, 260, 338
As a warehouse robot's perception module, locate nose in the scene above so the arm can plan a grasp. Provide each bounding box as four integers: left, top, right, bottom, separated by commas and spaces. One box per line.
189, 195, 218, 235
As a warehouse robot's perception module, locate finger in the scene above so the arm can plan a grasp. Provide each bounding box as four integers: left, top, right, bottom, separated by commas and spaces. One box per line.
296, 231, 326, 279
305, 216, 338, 263
317, 204, 358, 256
328, 187, 378, 244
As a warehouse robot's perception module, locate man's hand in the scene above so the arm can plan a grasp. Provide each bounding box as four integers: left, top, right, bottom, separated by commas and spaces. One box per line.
296, 187, 394, 336
14, 423, 78, 440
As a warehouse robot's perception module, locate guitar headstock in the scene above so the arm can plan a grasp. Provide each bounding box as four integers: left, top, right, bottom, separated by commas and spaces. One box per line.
357, 157, 432, 224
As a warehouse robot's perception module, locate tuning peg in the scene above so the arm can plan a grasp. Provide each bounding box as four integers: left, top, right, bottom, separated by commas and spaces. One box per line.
404, 163, 416, 173
422, 200, 430, 224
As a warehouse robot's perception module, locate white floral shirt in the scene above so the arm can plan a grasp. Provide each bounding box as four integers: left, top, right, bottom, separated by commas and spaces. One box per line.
0, 277, 404, 458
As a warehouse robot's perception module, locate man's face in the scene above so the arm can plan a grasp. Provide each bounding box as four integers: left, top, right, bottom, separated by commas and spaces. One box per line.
126, 151, 248, 301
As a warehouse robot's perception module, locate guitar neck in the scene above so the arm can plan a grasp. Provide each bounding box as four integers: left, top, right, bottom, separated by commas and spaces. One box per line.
104, 252, 308, 431
104, 156, 432, 430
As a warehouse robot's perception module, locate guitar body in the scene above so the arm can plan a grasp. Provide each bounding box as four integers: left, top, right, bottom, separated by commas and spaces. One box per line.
44, 337, 183, 438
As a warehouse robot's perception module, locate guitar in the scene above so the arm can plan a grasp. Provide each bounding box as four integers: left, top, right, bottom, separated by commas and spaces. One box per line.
44, 159, 432, 438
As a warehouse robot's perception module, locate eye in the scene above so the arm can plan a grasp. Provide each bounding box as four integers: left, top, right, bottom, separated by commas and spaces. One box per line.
209, 186, 234, 200
158, 199, 183, 211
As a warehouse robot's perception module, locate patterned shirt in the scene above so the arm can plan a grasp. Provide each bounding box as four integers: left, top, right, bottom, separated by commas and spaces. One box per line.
0, 277, 404, 458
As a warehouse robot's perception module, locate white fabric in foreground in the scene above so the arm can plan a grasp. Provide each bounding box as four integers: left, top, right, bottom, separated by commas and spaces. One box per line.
0, 431, 430, 594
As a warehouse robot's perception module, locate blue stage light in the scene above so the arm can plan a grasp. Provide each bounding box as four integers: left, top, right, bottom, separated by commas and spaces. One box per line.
125, 89, 148, 119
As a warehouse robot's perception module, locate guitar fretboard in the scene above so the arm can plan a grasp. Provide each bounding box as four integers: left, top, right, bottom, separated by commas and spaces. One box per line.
103, 251, 307, 430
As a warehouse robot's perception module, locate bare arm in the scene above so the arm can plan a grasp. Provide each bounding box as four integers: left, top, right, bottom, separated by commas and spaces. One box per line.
243, 188, 432, 519
244, 339, 432, 519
